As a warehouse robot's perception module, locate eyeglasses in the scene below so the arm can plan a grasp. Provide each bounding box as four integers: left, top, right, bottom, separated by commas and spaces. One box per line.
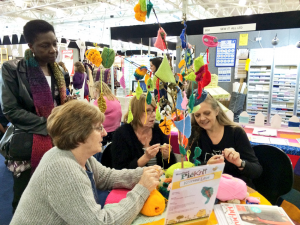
93, 125, 104, 132
145, 109, 156, 114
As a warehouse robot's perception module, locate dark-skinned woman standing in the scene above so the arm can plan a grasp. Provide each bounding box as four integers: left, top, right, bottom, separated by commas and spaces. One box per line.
0, 20, 66, 213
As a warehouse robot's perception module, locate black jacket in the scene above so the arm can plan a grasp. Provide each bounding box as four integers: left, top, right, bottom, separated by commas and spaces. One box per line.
0, 59, 61, 135
111, 123, 177, 170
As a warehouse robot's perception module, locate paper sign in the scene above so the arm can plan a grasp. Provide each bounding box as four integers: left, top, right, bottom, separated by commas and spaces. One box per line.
62, 50, 74, 75
239, 33, 248, 46
218, 67, 231, 82
215, 39, 237, 67
165, 164, 225, 225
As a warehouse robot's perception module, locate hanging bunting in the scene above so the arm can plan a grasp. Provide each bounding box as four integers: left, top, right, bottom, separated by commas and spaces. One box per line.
146, 78, 154, 91
173, 115, 191, 138
127, 106, 134, 123
139, 0, 147, 11
155, 102, 161, 121
154, 27, 167, 51
181, 91, 188, 110
185, 72, 196, 81
159, 117, 172, 135
176, 89, 184, 111
136, 80, 143, 100
185, 48, 193, 68
191, 104, 201, 113
146, 0, 153, 18
188, 94, 195, 113
178, 59, 185, 69
155, 54, 176, 83
179, 22, 187, 49
146, 91, 152, 105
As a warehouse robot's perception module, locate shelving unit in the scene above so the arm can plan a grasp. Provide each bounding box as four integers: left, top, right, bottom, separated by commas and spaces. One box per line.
246, 48, 274, 124
271, 66, 297, 125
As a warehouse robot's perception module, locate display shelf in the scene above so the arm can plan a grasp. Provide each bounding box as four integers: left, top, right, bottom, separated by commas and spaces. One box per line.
271, 65, 298, 125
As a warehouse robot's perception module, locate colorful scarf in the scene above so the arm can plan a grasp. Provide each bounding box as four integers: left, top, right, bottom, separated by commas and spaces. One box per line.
24, 49, 66, 171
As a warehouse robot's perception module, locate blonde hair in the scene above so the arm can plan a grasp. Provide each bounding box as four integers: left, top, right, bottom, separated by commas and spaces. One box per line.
74, 62, 85, 73
123, 93, 156, 130
93, 81, 117, 101
189, 94, 236, 146
58, 61, 68, 73
47, 100, 105, 150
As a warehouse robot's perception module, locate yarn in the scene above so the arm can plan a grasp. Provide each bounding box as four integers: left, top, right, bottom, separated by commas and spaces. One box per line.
98, 93, 107, 113
140, 189, 165, 217
101, 47, 115, 68
134, 65, 148, 80
155, 103, 161, 121
85, 49, 102, 67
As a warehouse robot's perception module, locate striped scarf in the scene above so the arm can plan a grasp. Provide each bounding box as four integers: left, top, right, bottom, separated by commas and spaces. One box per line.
24, 49, 66, 171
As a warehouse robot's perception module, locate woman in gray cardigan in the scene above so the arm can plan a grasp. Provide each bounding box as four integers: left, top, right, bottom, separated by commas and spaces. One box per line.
10, 100, 161, 225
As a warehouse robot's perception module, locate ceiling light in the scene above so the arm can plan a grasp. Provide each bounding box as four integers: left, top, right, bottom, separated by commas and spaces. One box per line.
245, 7, 252, 15
239, 0, 247, 6
215, 4, 219, 8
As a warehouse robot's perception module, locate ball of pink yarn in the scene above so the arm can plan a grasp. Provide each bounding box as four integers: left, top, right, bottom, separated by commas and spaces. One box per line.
217, 174, 247, 201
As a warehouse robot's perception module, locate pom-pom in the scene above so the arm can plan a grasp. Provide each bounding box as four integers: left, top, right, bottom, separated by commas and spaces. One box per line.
85, 49, 102, 67
134, 3, 147, 22
97, 93, 107, 113
140, 189, 165, 216
101, 47, 115, 68
134, 65, 148, 80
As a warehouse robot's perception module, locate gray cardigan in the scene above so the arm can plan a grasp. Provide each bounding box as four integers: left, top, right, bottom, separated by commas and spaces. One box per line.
10, 147, 149, 225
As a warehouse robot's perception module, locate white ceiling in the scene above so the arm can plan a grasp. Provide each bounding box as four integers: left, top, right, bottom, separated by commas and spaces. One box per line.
0, 0, 299, 45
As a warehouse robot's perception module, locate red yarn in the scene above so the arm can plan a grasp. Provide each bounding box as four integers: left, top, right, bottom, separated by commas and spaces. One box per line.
156, 78, 160, 102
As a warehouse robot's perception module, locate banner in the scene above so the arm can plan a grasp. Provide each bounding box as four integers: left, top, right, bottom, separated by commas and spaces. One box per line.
61, 50, 74, 75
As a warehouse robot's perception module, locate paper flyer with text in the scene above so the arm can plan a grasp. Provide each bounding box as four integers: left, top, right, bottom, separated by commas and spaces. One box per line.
165, 163, 225, 225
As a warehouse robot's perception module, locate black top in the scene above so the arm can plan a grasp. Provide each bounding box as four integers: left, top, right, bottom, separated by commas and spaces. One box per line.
189, 125, 262, 188
111, 123, 177, 170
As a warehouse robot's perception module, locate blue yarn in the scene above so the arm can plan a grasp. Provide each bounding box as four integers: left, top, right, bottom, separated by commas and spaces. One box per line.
180, 22, 187, 49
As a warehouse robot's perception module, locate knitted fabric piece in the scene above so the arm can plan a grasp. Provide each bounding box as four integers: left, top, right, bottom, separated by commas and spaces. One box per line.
155, 55, 175, 83
140, 189, 165, 216
101, 47, 115, 68
24, 49, 66, 171
136, 81, 143, 100
139, 0, 147, 11
154, 28, 167, 51
179, 23, 187, 49
146, 0, 153, 18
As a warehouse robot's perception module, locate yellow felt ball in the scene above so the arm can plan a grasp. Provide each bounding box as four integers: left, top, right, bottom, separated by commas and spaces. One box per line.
97, 93, 107, 113
141, 189, 165, 217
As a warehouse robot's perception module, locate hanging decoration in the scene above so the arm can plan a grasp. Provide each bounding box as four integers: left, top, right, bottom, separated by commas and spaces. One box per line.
159, 117, 172, 135
193, 147, 202, 166
155, 102, 161, 121
176, 89, 184, 111
181, 91, 188, 110
185, 48, 193, 68
146, 78, 154, 92
134, 65, 148, 80
146, 0, 153, 18
97, 93, 107, 113
155, 54, 176, 83
178, 59, 185, 68
146, 91, 152, 105
101, 47, 115, 68
179, 22, 187, 49
134, 3, 147, 22
85, 49, 102, 67
179, 145, 187, 156
188, 93, 195, 113
136, 81, 143, 100
127, 106, 133, 123
144, 73, 150, 84
173, 115, 191, 138
154, 27, 167, 51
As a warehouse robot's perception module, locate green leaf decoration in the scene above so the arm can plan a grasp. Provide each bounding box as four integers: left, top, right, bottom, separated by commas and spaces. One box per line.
146, 0, 153, 18
127, 106, 133, 123
185, 72, 196, 81
194, 147, 202, 158
146, 91, 152, 105
194, 55, 205, 72
136, 81, 143, 100
191, 104, 201, 113
146, 77, 154, 91
155, 103, 161, 121
179, 145, 187, 156
155, 54, 176, 84
139, 0, 147, 11
188, 94, 195, 113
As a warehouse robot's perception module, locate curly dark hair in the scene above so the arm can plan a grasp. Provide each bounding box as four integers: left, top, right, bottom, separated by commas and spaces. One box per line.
23, 20, 55, 44
150, 57, 163, 73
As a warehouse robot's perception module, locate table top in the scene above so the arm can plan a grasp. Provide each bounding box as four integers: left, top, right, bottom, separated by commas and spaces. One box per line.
137, 187, 271, 225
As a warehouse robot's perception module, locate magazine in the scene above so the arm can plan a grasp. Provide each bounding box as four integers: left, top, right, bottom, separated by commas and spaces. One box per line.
214, 203, 294, 225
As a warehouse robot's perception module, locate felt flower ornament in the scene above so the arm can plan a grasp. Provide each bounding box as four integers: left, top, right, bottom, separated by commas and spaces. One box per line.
159, 117, 173, 135
134, 65, 148, 80
154, 27, 167, 51
134, 3, 147, 22
85, 49, 102, 67
146, 78, 154, 91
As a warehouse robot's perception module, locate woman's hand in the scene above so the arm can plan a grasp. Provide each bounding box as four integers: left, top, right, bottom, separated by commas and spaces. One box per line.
207, 155, 224, 165
144, 144, 160, 160
222, 148, 242, 167
160, 144, 171, 160
138, 166, 161, 192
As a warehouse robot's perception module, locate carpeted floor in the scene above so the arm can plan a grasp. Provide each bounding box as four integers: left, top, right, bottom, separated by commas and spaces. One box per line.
0, 155, 13, 225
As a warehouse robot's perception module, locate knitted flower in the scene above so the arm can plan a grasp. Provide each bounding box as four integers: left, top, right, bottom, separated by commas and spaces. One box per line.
134, 3, 147, 22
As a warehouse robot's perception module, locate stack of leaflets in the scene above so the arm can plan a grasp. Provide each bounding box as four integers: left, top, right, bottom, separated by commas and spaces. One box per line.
214, 203, 294, 225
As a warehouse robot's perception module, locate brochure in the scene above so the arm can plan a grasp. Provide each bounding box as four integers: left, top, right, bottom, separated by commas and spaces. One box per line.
214, 203, 294, 225
165, 163, 225, 225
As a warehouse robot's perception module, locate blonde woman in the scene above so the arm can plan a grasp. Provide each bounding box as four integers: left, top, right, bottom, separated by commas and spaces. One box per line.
93, 81, 122, 145
110, 94, 177, 170
73, 61, 89, 101
58, 61, 70, 92
188, 94, 262, 188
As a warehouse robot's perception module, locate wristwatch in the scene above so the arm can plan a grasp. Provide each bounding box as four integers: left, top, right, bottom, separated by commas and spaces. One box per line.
238, 160, 246, 168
